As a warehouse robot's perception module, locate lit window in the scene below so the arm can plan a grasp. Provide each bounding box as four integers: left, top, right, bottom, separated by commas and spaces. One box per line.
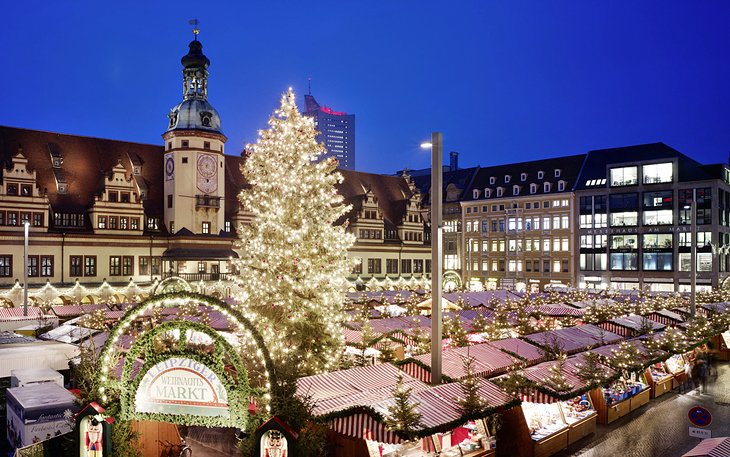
642, 162, 673, 184
610, 166, 638, 186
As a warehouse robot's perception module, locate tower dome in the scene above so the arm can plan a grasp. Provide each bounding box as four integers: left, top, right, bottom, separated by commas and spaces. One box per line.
166, 38, 222, 134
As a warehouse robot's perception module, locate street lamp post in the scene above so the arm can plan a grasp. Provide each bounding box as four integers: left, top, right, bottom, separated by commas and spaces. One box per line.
690, 189, 697, 317
23, 222, 29, 317
422, 132, 443, 385
684, 190, 697, 318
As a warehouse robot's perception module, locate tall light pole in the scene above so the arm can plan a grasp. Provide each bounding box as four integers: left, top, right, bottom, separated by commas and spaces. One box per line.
690, 189, 697, 317
422, 132, 443, 385
23, 222, 29, 317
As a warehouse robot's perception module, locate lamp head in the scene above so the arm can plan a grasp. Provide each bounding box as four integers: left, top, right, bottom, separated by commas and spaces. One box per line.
420, 142, 433, 149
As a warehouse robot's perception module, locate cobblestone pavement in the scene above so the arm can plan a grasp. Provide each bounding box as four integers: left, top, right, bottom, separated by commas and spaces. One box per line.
556, 362, 730, 457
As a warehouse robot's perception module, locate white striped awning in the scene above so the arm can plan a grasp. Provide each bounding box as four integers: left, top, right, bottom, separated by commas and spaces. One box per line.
682, 437, 730, 457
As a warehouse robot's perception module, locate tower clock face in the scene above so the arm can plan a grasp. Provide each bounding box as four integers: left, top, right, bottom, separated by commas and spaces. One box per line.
165, 155, 174, 180
196, 153, 218, 194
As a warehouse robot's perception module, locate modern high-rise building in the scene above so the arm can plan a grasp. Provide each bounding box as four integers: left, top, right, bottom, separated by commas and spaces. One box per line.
303, 92, 355, 170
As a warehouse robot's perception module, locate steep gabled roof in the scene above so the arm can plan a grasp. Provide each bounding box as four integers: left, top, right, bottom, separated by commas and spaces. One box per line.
337, 169, 416, 227
0, 126, 164, 215
411, 166, 480, 206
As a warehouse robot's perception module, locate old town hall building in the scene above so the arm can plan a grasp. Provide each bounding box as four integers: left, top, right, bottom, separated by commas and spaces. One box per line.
0, 36, 431, 292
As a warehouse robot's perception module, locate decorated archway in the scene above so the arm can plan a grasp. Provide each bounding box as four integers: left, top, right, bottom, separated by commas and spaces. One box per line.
443, 271, 462, 292
95, 292, 275, 430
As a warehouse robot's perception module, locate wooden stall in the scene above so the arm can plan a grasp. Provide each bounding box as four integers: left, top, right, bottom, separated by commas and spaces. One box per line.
496, 354, 601, 457
598, 315, 665, 338
296, 364, 517, 457
590, 342, 657, 424
645, 362, 674, 398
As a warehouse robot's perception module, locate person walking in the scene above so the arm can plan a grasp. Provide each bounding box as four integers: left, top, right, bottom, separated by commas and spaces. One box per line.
697, 351, 710, 394
681, 357, 694, 394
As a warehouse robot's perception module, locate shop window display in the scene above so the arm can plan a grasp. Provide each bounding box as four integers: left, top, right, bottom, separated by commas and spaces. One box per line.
559, 394, 596, 424
522, 402, 568, 441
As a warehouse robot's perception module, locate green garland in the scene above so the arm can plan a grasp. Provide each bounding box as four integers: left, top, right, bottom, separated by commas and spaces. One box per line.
94, 292, 278, 428
119, 320, 250, 428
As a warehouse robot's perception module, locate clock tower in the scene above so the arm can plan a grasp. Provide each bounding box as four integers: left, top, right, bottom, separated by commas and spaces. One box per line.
162, 32, 226, 235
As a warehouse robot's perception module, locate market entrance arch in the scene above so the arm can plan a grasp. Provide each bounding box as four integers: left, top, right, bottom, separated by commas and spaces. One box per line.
95, 292, 275, 430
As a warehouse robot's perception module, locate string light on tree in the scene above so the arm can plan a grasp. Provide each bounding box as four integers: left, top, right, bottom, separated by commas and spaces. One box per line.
230, 88, 355, 376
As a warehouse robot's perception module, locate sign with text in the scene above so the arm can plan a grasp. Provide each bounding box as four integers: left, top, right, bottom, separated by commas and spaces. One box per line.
689, 427, 711, 439
134, 357, 229, 418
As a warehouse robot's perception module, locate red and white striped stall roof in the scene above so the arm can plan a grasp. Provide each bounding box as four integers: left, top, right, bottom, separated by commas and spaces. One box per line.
592, 340, 668, 364
297, 363, 428, 417
0, 307, 44, 320
525, 305, 586, 317
648, 309, 686, 326
51, 304, 108, 317
602, 315, 665, 335
490, 338, 546, 365
524, 325, 622, 355
404, 343, 518, 383
681, 437, 730, 457
372, 379, 515, 431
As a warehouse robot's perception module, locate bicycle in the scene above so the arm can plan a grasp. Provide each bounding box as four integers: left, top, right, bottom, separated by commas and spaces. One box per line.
158, 439, 192, 457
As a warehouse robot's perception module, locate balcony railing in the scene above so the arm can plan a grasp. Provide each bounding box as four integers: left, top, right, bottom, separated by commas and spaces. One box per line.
196, 195, 222, 208
163, 272, 232, 282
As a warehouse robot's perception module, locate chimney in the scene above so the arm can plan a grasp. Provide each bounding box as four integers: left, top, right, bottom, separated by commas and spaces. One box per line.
449, 151, 458, 172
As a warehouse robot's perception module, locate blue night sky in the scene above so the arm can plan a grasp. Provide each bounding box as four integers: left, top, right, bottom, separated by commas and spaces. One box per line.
4, 1, 730, 174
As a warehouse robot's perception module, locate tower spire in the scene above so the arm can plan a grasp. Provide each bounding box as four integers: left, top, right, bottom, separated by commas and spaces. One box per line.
189, 18, 200, 41
308, 77, 312, 95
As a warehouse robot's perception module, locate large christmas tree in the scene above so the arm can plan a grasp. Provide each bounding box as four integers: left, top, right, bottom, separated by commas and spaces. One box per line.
232, 88, 355, 375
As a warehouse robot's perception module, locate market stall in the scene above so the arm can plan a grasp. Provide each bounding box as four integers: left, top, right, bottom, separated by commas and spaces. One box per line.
590, 341, 660, 424
399, 343, 519, 384
489, 338, 547, 367
495, 353, 605, 457
645, 361, 674, 398
523, 325, 622, 356
598, 315, 665, 338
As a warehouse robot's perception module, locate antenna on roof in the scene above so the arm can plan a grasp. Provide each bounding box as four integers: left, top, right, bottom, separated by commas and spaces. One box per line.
307, 77, 312, 95
189, 19, 200, 40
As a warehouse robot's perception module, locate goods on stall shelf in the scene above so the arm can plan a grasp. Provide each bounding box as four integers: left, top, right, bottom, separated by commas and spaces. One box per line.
589, 371, 650, 424
561, 394, 595, 425
646, 362, 673, 398
665, 353, 689, 389
523, 402, 569, 441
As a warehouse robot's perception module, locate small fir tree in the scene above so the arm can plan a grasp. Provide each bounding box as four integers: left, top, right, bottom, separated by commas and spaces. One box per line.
457, 356, 487, 416
470, 311, 491, 334
608, 341, 643, 375
542, 353, 573, 394
231, 88, 355, 375
385, 374, 422, 441
574, 350, 607, 387
446, 314, 470, 347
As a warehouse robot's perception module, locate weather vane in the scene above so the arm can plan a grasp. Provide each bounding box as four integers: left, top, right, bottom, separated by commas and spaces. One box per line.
189, 19, 200, 39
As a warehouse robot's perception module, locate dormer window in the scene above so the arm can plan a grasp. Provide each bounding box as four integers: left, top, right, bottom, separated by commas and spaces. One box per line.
489, 177, 496, 185
505, 175, 511, 183
473, 189, 479, 199
544, 182, 551, 192
200, 111, 213, 127
530, 183, 537, 194
558, 180, 566, 191
497, 187, 504, 197
521, 173, 527, 181
555, 169, 561, 178
513, 185, 520, 195
485, 188, 492, 198
52, 158, 62, 167
538, 171, 544, 179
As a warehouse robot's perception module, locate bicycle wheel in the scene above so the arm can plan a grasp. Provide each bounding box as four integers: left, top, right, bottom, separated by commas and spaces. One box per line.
179, 447, 192, 457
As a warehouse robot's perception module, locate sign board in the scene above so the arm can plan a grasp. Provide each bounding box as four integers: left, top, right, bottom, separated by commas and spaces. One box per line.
689, 427, 711, 439
688, 406, 712, 427
134, 357, 229, 418
721, 331, 730, 348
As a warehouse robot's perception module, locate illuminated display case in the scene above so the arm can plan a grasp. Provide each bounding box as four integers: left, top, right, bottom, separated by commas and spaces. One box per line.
522, 402, 568, 442
559, 393, 596, 425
